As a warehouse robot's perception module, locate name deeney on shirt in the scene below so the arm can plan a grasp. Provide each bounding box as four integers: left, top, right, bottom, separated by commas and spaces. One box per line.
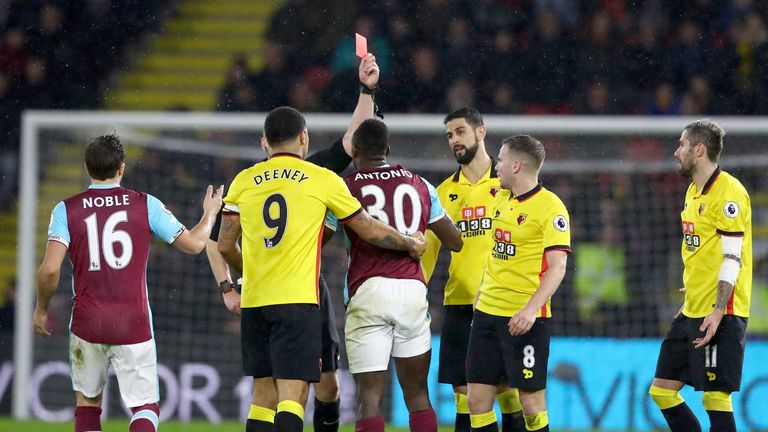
253, 168, 309, 185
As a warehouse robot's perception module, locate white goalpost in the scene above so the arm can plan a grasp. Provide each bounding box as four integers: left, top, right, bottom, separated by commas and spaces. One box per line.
13, 111, 768, 428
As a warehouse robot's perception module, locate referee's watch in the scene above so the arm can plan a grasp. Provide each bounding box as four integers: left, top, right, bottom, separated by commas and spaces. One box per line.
218, 280, 234, 294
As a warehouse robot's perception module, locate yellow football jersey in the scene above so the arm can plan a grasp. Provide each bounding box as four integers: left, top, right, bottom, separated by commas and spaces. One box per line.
223, 153, 362, 307
422, 166, 501, 305
680, 167, 752, 318
476, 184, 571, 317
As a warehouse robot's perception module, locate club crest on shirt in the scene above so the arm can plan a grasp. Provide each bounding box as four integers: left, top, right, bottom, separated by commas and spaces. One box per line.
449, 193, 459, 202
553, 215, 568, 232
723, 201, 739, 218
490, 187, 499, 197
517, 213, 527, 225
698, 203, 705, 215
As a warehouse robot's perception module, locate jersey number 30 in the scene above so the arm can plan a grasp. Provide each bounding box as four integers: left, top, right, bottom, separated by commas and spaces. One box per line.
361, 184, 421, 234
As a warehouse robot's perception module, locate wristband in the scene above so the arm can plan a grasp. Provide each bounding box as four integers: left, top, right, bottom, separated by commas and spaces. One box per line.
218, 280, 234, 294
360, 82, 377, 95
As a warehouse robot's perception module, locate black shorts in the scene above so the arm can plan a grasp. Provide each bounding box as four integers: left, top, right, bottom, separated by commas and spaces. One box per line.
319, 274, 340, 372
466, 310, 550, 391
655, 314, 747, 392
241, 304, 322, 382
438, 305, 474, 386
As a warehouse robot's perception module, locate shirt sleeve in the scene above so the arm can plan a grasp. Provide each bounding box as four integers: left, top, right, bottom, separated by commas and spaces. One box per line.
147, 194, 186, 244
306, 136, 351, 174
47, 201, 70, 247
325, 211, 339, 232
210, 205, 224, 241
716, 189, 750, 237
422, 177, 447, 224
222, 173, 244, 215
324, 172, 363, 223
542, 201, 571, 253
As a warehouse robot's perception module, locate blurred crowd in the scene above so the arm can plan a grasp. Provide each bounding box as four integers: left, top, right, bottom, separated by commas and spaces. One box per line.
0, 0, 170, 210
217, 0, 768, 116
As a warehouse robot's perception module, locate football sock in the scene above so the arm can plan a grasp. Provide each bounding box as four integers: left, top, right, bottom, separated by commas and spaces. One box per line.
455, 393, 471, 432
274, 400, 304, 432
470, 410, 498, 432
74, 406, 102, 432
129, 403, 159, 432
313, 398, 340, 432
649, 385, 701, 432
497, 389, 525, 432
703, 391, 735, 432
355, 415, 385, 432
523, 411, 549, 431
246, 404, 276, 432
409, 408, 437, 432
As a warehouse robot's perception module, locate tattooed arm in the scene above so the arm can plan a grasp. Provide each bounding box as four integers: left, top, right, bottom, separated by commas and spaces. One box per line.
344, 210, 426, 259
217, 215, 244, 275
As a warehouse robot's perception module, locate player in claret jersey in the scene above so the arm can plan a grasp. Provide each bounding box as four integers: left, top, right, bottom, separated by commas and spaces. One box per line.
326, 119, 462, 432
33, 134, 223, 432
649, 119, 752, 432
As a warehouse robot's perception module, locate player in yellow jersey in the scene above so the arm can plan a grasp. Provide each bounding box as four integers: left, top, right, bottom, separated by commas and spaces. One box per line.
217, 106, 425, 432
422, 107, 524, 432
649, 119, 751, 432
466, 135, 570, 432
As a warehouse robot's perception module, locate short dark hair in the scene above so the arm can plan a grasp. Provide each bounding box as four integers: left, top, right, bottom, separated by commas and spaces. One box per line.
502, 135, 545, 170
684, 118, 725, 162
443, 107, 484, 129
352, 119, 389, 156
85, 134, 124, 180
264, 106, 306, 146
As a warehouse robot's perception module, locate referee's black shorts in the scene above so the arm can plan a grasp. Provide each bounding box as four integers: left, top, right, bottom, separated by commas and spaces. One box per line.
438, 305, 474, 386
319, 274, 340, 372
466, 310, 550, 391
655, 314, 747, 392
241, 303, 321, 383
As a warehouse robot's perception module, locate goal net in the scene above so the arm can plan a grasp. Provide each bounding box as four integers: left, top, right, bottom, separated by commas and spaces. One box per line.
12, 112, 768, 430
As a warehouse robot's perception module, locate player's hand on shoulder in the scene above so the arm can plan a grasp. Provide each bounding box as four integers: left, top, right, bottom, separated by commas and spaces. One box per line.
359, 53, 379, 89
222, 290, 241, 316
203, 185, 224, 214
32, 308, 51, 337
408, 231, 426, 260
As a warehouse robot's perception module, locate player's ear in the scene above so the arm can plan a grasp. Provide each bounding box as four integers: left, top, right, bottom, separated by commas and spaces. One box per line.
475, 125, 486, 142
117, 162, 126, 177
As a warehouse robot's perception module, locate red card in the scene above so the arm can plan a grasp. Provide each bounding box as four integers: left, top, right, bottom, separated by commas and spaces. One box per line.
355, 33, 368, 58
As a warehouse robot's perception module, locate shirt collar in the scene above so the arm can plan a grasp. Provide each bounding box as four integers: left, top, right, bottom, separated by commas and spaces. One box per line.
512, 183, 543, 202
452, 158, 497, 183
698, 165, 721, 196
88, 183, 120, 189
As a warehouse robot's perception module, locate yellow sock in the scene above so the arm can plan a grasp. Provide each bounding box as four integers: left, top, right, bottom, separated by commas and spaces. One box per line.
524, 411, 548, 431
470, 410, 497, 428
248, 404, 275, 423
276, 400, 304, 421
455, 393, 470, 415
703, 391, 733, 412
649, 385, 685, 410
497, 389, 523, 414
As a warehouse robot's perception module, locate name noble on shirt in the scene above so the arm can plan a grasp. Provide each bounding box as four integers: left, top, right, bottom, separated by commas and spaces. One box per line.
82, 194, 130, 209
253, 168, 310, 185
